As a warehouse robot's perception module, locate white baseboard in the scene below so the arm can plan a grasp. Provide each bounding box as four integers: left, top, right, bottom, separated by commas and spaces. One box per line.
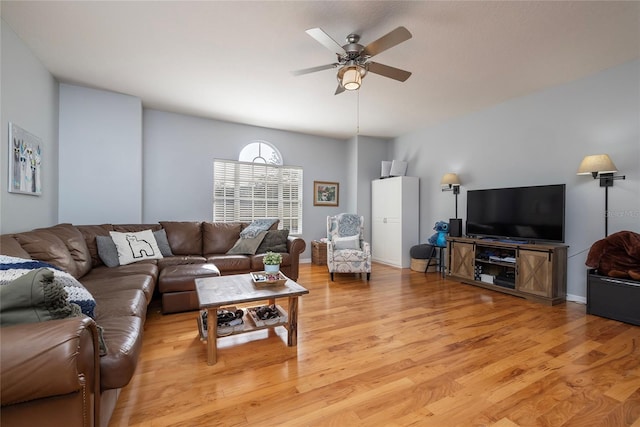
566, 294, 586, 304
301, 257, 312, 264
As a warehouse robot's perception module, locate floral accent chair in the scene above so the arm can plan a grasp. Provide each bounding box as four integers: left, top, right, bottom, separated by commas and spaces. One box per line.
326, 214, 371, 281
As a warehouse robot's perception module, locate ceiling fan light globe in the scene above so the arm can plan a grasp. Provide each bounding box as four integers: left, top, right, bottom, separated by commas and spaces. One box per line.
341, 66, 362, 90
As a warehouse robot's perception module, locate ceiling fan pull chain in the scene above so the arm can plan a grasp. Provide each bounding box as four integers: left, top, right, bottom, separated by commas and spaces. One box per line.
357, 90, 360, 135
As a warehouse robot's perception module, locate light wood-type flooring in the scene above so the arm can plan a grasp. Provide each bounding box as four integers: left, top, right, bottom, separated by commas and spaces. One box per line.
109, 263, 640, 426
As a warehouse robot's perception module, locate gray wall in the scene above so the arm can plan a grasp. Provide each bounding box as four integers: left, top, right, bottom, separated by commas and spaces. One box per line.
391, 59, 640, 301
142, 109, 351, 257
0, 19, 59, 233
355, 135, 390, 241
58, 84, 143, 224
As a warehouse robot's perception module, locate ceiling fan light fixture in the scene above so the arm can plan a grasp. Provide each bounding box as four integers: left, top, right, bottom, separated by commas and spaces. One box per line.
342, 66, 362, 90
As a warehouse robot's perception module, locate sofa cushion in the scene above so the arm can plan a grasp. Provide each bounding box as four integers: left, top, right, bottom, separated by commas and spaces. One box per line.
160, 221, 203, 255
109, 230, 163, 265
14, 230, 78, 277
157, 256, 207, 269
205, 255, 251, 273
113, 224, 162, 233
0, 235, 31, 259
82, 273, 156, 304
202, 222, 243, 254
256, 229, 290, 253
158, 264, 220, 293
42, 224, 92, 279
93, 290, 147, 320
97, 315, 144, 390
76, 224, 114, 267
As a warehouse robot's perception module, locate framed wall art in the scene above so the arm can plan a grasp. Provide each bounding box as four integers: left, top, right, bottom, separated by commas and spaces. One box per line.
8, 122, 42, 196
313, 181, 339, 206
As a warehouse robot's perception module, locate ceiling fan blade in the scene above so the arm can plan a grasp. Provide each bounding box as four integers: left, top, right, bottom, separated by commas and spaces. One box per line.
334, 84, 345, 95
363, 26, 412, 57
368, 62, 412, 82
292, 63, 338, 76
306, 28, 346, 56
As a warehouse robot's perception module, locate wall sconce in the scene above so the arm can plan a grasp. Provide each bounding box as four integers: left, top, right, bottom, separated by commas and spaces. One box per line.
441, 173, 461, 218
577, 154, 626, 237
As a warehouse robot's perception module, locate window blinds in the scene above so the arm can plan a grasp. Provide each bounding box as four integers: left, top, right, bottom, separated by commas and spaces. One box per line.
213, 159, 303, 234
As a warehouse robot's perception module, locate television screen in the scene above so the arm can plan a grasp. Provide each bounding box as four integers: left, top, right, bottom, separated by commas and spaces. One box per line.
466, 184, 565, 242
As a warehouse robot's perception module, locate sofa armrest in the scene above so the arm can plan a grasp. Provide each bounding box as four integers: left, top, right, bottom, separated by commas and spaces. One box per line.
287, 235, 306, 256
1, 317, 100, 415
285, 236, 306, 281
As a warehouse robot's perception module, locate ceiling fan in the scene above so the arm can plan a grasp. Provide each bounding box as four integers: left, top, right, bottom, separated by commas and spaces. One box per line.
293, 26, 413, 95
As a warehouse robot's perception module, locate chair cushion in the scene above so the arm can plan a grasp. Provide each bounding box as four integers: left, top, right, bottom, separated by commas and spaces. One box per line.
333, 249, 368, 262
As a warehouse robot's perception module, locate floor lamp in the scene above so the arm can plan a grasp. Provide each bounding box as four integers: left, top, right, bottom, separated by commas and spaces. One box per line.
577, 154, 625, 237
441, 173, 462, 237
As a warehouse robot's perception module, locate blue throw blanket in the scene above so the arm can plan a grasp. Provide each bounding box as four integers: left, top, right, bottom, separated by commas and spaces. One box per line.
0, 255, 96, 318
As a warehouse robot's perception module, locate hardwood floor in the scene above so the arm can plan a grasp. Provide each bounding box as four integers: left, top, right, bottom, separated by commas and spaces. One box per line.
109, 263, 640, 426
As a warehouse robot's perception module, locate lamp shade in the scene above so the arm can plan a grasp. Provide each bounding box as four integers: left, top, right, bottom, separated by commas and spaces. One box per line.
577, 154, 618, 176
440, 173, 461, 186
342, 66, 362, 90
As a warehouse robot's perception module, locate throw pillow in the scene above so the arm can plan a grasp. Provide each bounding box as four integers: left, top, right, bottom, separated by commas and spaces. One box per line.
334, 235, 360, 250
109, 230, 163, 265
256, 230, 289, 253
96, 236, 120, 267
336, 213, 361, 237
240, 218, 279, 239
227, 231, 268, 255
153, 229, 174, 256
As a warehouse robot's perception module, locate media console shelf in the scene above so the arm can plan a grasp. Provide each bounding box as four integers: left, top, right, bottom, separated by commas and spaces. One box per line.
447, 237, 568, 305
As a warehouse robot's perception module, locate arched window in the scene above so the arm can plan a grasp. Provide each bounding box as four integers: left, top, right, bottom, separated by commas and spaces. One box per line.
238, 141, 283, 165
213, 141, 303, 234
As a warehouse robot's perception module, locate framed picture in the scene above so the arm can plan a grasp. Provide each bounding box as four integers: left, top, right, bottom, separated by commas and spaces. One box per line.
313, 181, 339, 206
8, 123, 42, 196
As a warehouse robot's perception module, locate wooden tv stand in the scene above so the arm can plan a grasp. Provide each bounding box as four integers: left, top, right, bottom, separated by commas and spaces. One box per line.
446, 237, 568, 305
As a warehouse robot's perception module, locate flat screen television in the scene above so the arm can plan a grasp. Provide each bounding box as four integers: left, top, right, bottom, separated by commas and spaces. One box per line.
466, 184, 565, 243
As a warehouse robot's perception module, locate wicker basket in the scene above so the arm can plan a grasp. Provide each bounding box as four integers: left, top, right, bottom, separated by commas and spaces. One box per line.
410, 258, 438, 273
311, 240, 327, 265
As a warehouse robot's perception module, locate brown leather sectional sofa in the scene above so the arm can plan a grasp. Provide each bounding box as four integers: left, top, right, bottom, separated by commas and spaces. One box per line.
0, 221, 306, 427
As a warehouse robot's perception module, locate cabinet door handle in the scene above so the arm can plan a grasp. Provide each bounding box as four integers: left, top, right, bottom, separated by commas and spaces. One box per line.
383, 218, 387, 223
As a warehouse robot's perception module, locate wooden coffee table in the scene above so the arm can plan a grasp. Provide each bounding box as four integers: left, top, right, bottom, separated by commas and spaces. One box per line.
195, 273, 309, 365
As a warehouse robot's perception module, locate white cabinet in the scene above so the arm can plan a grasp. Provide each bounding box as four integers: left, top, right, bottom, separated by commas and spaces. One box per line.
371, 176, 419, 268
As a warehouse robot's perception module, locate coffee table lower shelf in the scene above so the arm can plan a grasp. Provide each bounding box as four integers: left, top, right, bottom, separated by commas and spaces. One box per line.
196, 306, 289, 341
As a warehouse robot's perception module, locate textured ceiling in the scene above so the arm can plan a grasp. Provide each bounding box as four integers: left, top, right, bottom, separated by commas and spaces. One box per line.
2, 1, 639, 139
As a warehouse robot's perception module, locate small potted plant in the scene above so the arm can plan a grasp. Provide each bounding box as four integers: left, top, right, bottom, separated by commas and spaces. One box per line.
263, 251, 282, 273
